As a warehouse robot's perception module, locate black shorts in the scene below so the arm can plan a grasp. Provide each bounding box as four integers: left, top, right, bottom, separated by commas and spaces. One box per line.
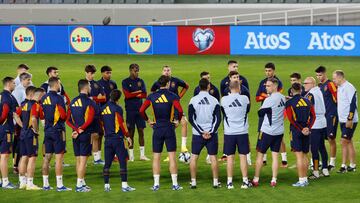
152, 126, 176, 153
224, 134, 249, 155
191, 133, 218, 156
73, 132, 92, 156
340, 122, 357, 140
256, 132, 283, 153
126, 111, 146, 129
290, 130, 309, 153
325, 115, 338, 139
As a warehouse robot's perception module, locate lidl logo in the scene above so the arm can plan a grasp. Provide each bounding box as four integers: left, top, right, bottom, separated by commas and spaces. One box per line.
128, 27, 153, 54
69, 26, 93, 53
12, 26, 35, 53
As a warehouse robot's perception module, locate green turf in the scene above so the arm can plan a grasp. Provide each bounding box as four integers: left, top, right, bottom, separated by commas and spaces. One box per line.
0, 54, 359, 203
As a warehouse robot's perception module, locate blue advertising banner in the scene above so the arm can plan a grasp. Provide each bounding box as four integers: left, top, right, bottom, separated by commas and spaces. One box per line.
127, 26, 153, 55
0, 25, 359, 56
68, 26, 94, 54
230, 26, 360, 56
11, 25, 37, 54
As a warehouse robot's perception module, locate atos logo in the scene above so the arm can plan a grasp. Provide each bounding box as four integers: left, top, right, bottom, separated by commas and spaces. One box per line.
244, 32, 290, 50
193, 28, 215, 53
128, 28, 152, 53
70, 27, 93, 53
12, 27, 35, 52
307, 32, 355, 51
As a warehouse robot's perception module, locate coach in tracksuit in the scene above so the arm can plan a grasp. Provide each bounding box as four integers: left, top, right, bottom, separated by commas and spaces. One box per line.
304, 77, 329, 179
188, 78, 221, 189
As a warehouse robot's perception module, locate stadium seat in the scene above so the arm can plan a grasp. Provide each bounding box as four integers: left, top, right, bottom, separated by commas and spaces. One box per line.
245, 0, 258, 3
113, 0, 125, 3
138, 0, 150, 3
78, 0, 88, 3
338, 0, 351, 2
15, 0, 27, 3
298, 0, 311, 2
88, 0, 99, 3
150, 0, 163, 3
272, 0, 285, 3
259, 0, 272, 2
2, 0, 15, 3
125, 0, 137, 3
207, 0, 220, 3
63, 0, 75, 3
232, 0, 245, 2
51, 0, 63, 3
100, 0, 113, 3
27, 0, 38, 3
325, 0, 338, 2
163, 0, 174, 3
220, 0, 232, 3
39, 0, 51, 3
311, 0, 324, 2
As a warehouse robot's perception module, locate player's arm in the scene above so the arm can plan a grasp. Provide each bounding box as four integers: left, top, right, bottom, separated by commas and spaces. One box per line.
150, 82, 158, 93
13, 106, 23, 128
188, 103, 203, 135
220, 80, 226, 98
285, 103, 303, 131
30, 103, 41, 134
178, 79, 189, 99
258, 100, 272, 125
78, 105, 95, 132
138, 79, 147, 98
0, 102, 10, 124
278, 80, 284, 93
139, 99, 151, 121
347, 89, 357, 121
209, 104, 221, 134
66, 108, 78, 132
121, 80, 143, 99
56, 102, 67, 121
63, 92, 71, 106
115, 109, 129, 137
173, 99, 183, 121
328, 81, 338, 103
308, 105, 316, 129
255, 82, 268, 102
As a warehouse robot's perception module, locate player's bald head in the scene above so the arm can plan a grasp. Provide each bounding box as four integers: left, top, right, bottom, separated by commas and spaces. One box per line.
304, 77, 316, 85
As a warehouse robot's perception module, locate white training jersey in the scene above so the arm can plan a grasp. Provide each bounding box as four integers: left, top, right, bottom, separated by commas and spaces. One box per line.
307, 86, 327, 129
337, 81, 358, 123
188, 91, 221, 136
221, 93, 250, 135
260, 92, 285, 136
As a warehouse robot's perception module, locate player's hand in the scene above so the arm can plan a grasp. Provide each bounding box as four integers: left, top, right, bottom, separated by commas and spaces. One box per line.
302, 128, 310, 136
285, 96, 292, 100
202, 132, 211, 140
346, 120, 353, 128
147, 120, 155, 128
31, 128, 39, 136
72, 131, 79, 139
173, 120, 179, 128
126, 137, 133, 148
78, 128, 84, 134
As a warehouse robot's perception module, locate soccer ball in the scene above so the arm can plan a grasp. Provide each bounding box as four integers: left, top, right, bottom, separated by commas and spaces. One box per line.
179, 152, 191, 164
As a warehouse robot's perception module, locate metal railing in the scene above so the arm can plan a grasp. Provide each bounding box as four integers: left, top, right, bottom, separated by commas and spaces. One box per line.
148, 5, 360, 25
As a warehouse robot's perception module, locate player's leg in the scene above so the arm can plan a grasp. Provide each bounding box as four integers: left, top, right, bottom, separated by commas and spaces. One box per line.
347, 123, 357, 172
207, 134, 219, 188
224, 135, 235, 189
138, 128, 149, 161
239, 134, 251, 189
152, 152, 161, 189
189, 154, 199, 188
253, 132, 269, 186
26, 156, 39, 190
55, 131, 71, 191
41, 152, 52, 190
0, 132, 16, 189
280, 139, 288, 168
92, 132, 102, 164
310, 130, 321, 178
253, 152, 264, 186
166, 127, 181, 190
152, 128, 163, 190
293, 152, 307, 187
127, 128, 135, 161
190, 134, 204, 189
103, 138, 114, 192
116, 138, 135, 192
137, 112, 149, 161
180, 116, 188, 152
269, 135, 283, 187
327, 116, 338, 170
18, 139, 27, 189
319, 129, 329, 176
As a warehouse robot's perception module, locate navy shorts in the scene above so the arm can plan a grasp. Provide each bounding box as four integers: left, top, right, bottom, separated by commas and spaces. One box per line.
44, 130, 66, 154
90, 118, 102, 134
0, 129, 12, 154
340, 122, 357, 140
104, 136, 129, 165
326, 115, 338, 139
20, 131, 38, 157
73, 132, 92, 157
224, 134, 249, 155
126, 111, 146, 129
152, 126, 176, 153
290, 130, 309, 153
256, 132, 283, 153
191, 133, 218, 156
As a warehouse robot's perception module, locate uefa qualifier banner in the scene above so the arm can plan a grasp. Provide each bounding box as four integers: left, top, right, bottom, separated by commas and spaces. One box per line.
0, 25, 359, 56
